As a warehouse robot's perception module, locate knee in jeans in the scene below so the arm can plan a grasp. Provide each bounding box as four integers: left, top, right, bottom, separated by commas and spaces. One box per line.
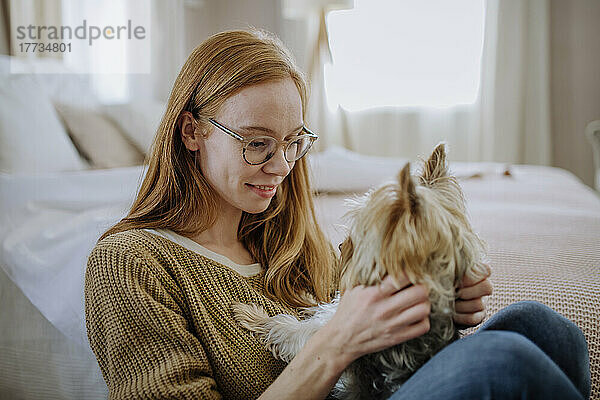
474, 331, 546, 380
517, 301, 587, 346
511, 300, 553, 316
508, 301, 584, 335
480, 332, 586, 398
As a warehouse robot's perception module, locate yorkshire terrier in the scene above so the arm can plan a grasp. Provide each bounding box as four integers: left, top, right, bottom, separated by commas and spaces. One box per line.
233, 143, 488, 399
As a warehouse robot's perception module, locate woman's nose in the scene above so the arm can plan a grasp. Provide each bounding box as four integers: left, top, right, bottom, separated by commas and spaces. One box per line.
262, 146, 293, 176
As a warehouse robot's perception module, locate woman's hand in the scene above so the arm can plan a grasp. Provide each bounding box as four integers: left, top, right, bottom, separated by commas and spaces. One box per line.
454, 263, 493, 328
321, 273, 431, 367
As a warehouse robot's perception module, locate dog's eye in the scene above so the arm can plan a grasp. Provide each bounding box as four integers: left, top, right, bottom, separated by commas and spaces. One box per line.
338, 243, 343, 251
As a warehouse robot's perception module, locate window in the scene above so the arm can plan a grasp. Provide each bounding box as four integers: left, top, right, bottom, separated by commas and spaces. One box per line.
324, 0, 485, 111
61, 0, 150, 103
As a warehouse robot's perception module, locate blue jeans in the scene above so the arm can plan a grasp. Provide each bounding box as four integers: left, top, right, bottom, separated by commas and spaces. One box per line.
388, 301, 591, 400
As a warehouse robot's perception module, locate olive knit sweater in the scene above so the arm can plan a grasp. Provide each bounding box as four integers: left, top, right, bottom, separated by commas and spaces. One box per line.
84, 228, 306, 399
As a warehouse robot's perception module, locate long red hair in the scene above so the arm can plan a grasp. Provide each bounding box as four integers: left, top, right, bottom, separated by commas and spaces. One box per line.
100, 29, 338, 308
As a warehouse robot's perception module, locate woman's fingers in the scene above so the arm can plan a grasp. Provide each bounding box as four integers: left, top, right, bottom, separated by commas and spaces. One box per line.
454, 311, 486, 327
397, 318, 431, 343
376, 275, 400, 296
337, 266, 493, 356
455, 276, 492, 328
459, 263, 491, 289
377, 273, 411, 297
456, 277, 493, 300
462, 263, 492, 286
376, 300, 431, 349
455, 298, 484, 314
333, 277, 432, 358
373, 283, 428, 323
391, 299, 431, 327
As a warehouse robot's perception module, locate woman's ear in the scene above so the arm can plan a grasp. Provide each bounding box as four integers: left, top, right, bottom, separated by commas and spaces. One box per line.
178, 111, 202, 151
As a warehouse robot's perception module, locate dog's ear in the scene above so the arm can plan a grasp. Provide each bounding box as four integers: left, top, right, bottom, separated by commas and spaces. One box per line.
396, 163, 418, 214
420, 142, 448, 186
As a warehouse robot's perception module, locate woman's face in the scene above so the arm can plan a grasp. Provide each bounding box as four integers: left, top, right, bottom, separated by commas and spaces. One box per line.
197, 77, 303, 215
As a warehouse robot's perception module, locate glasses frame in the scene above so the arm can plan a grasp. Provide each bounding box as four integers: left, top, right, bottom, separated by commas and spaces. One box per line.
207, 118, 319, 165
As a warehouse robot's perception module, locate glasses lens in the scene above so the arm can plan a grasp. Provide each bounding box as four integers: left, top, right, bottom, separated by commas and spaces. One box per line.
244, 135, 315, 164
244, 137, 278, 164
285, 136, 313, 162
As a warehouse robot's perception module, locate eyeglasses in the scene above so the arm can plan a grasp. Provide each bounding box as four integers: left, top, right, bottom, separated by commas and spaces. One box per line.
207, 118, 318, 165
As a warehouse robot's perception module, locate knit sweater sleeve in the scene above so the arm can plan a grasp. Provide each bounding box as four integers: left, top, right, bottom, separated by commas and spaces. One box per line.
85, 241, 221, 400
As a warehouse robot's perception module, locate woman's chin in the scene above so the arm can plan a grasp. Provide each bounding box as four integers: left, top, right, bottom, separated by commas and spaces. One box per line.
244, 202, 271, 214
237, 194, 272, 214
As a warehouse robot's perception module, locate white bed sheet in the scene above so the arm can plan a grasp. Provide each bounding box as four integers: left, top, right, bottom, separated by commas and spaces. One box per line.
0, 166, 147, 347
1, 149, 600, 399
1, 152, 594, 347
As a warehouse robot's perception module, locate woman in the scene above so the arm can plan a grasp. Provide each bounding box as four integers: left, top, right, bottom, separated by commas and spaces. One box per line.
85, 30, 590, 399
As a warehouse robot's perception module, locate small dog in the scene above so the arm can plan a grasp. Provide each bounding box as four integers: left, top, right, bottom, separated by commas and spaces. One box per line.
233, 143, 488, 399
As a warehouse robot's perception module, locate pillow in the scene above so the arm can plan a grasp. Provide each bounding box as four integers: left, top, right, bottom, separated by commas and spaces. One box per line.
307, 146, 520, 193
0, 74, 87, 173
0, 55, 99, 108
54, 103, 145, 169
307, 146, 409, 193
102, 101, 166, 155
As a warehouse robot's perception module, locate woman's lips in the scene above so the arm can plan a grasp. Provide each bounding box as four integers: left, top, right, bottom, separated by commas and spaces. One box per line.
246, 183, 277, 198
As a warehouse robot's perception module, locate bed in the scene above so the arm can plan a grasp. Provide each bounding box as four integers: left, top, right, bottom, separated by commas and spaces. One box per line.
1, 57, 599, 399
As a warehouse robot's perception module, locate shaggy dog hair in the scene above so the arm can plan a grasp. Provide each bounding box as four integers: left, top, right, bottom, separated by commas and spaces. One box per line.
233, 143, 488, 399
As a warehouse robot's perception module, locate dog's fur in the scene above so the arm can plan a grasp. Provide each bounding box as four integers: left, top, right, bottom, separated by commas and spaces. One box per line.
232, 143, 488, 399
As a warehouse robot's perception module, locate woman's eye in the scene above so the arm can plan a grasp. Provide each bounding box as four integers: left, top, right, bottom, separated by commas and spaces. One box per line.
249, 140, 267, 148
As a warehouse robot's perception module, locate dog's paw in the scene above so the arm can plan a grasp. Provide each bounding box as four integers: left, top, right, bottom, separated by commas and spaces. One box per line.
231, 302, 271, 334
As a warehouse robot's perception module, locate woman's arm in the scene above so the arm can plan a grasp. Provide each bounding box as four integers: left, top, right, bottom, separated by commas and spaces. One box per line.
85, 244, 221, 399
258, 274, 431, 400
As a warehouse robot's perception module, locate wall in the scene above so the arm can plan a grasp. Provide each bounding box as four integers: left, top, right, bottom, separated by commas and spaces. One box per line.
551, 0, 600, 188
0, 0, 9, 54
183, 0, 313, 80
184, 0, 282, 55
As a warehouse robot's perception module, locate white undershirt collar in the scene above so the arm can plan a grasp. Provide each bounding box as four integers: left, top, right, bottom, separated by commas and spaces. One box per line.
143, 228, 262, 277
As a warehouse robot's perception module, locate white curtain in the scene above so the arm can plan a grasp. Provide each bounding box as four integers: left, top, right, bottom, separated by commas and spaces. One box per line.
62, 0, 185, 103
478, 0, 551, 164
8, 0, 62, 60
283, 0, 353, 152
305, 8, 347, 152
308, 0, 552, 164
0, 0, 10, 54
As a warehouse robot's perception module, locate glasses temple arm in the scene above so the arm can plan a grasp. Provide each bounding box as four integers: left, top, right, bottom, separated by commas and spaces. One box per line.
208, 118, 245, 141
